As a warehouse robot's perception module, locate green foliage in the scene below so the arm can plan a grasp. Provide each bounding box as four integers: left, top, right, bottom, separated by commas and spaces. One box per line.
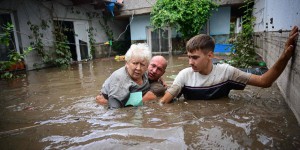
86, 11, 100, 20
52, 23, 72, 68
99, 17, 114, 40
27, 20, 49, 58
229, 0, 258, 68
0, 23, 32, 79
27, 20, 72, 68
27, 20, 60, 68
112, 41, 131, 55
0, 23, 13, 46
150, 0, 218, 40
8, 47, 33, 63
87, 27, 96, 58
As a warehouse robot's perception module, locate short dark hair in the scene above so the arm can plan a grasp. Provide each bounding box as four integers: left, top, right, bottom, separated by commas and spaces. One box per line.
186, 34, 215, 54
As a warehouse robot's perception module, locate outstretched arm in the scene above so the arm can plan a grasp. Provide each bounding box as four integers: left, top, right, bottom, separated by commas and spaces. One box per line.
248, 26, 299, 87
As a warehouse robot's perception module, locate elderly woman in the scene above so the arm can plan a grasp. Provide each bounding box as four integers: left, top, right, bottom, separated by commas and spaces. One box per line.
100, 43, 152, 109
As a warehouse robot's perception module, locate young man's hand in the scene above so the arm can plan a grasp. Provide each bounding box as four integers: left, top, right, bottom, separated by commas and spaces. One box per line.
283, 26, 298, 58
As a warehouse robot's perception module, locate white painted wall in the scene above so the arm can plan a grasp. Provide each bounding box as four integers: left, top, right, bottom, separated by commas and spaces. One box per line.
122, 0, 156, 10
209, 7, 231, 35
0, 0, 53, 47
130, 15, 150, 41
253, 0, 300, 32
253, 0, 300, 124
253, 0, 265, 31
0, 0, 127, 69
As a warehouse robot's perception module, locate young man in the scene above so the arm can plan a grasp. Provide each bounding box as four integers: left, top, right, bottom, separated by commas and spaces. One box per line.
96, 55, 168, 105
160, 26, 299, 104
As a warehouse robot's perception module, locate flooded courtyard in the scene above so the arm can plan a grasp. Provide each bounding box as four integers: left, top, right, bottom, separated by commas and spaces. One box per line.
0, 55, 300, 149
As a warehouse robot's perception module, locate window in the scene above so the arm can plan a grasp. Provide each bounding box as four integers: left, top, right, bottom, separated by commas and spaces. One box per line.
146, 27, 171, 54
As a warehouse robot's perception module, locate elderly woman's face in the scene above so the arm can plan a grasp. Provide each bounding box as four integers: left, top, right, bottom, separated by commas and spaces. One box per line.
126, 57, 148, 82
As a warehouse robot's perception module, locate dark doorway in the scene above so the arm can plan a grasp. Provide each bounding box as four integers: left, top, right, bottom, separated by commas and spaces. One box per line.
0, 13, 15, 61
54, 20, 77, 61
79, 40, 88, 59
150, 28, 170, 53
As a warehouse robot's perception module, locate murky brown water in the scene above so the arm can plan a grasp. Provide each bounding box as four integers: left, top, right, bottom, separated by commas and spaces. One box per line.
0, 55, 300, 149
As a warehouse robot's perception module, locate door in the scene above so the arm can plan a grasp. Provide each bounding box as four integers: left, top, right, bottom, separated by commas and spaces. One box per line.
0, 12, 20, 61
55, 20, 77, 61
147, 27, 171, 54
74, 21, 90, 61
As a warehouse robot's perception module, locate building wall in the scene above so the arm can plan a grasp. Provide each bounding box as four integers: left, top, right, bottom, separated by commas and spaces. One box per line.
254, 0, 300, 32
253, 0, 300, 124
130, 15, 150, 41
0, 0, 127, 70
210, 7, 231, 35
254, 31, 300, 124
119, 0, 156, 17
213, 0, 244, 5
122, 0, 156, 10
209, 6, 231, 44
0, 0, 51, 70
127, 3, 232, 44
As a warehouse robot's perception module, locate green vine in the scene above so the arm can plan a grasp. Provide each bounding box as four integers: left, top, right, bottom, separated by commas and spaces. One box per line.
99, 17, 114, 41
86, 11, 100, 20
52, 22, 72, 68
27, 20, 49, 59
0, 23, 32, 79
87, 27, 96, 58
74, 8, 114, 58
27, 19, 72, 68
150, 0, 218, 40
229, 0, 257, 68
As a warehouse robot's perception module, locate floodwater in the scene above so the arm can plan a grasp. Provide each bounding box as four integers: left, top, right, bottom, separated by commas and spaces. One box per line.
0, 55, 300, 149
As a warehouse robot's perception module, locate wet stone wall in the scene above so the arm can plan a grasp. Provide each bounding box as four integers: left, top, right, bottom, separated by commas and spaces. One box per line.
255, 31, 300, 124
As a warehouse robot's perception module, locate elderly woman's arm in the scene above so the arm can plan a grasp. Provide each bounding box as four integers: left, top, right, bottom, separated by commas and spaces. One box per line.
96, 94, 108, 105
96, 91, 157, 105
142, 91, 157, 102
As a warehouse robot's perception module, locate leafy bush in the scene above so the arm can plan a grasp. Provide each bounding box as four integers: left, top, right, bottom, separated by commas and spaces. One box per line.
229, 0, 258, 68
0, 23, 32, 79
151, 0, 218, 40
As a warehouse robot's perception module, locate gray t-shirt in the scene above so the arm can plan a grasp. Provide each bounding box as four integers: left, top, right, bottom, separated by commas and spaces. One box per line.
101, 66, 150, 106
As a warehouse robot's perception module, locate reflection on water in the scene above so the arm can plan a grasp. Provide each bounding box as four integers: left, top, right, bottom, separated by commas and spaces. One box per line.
0, 55, 299, 149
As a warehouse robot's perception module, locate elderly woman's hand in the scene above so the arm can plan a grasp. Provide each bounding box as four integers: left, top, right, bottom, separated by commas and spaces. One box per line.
142, 91, 157, 102
96, 94, 108, 105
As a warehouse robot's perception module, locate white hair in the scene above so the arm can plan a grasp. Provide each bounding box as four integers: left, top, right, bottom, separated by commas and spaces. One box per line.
125, 43, 152, 63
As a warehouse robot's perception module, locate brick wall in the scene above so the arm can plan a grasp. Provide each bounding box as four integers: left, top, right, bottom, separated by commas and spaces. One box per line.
255, 31, 300, 124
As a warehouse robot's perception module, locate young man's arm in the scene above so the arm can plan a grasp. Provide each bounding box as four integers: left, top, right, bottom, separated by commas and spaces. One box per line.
159, 84, 182, 104
247, 26, 298, 87
159, 91, 175, 104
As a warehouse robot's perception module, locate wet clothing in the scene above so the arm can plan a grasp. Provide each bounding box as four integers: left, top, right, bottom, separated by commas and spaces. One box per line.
149, 79, 167, 97
101, 66, 150, 109
167, 63, 251, 100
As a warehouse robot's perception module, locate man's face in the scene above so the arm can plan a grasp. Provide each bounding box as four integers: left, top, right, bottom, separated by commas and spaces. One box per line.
126, 57, 148, 81
187, 50, 213, 74
148, 58, 166, 81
